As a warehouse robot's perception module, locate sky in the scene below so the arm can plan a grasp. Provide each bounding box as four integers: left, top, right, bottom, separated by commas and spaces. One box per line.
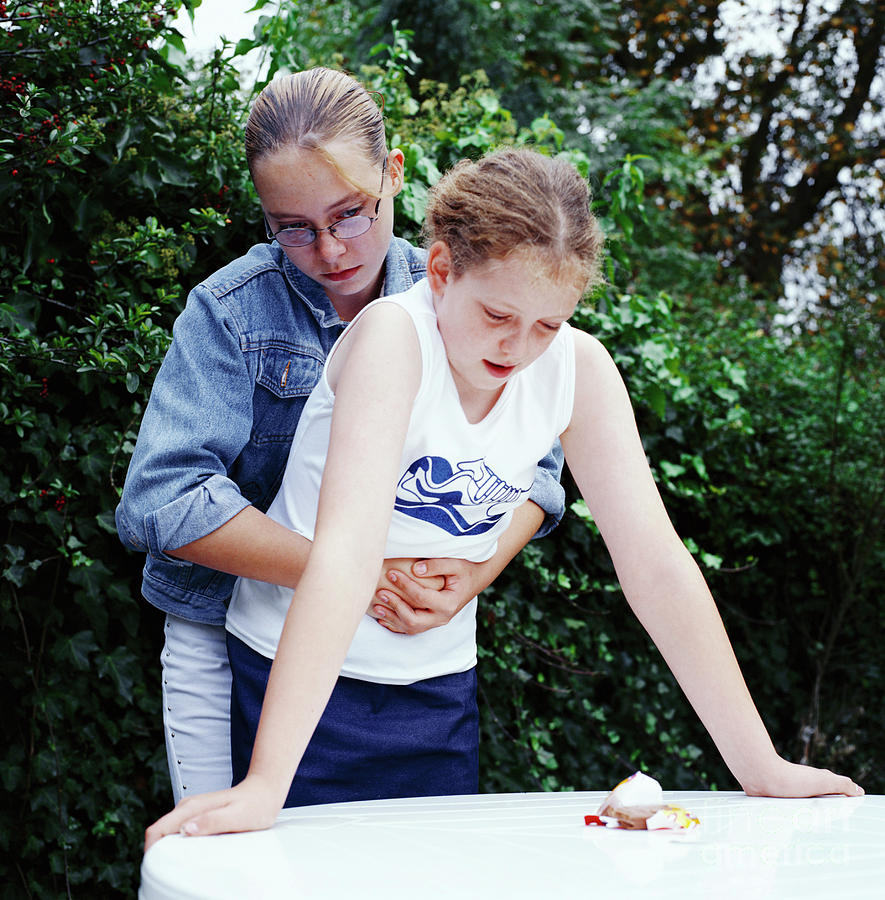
172, 0, 265, 57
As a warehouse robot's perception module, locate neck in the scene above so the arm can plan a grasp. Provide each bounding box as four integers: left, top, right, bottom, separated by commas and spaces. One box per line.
451, 374, 506, 425
330, 268, 385, 324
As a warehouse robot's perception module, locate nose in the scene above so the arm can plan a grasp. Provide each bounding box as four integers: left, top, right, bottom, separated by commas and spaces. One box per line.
315, 229, 347, 262
498, 325, 529, 361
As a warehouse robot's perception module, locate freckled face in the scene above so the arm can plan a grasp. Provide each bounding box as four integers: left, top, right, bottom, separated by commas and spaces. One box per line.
429, 244, 583, 413
253, 142, 404, 320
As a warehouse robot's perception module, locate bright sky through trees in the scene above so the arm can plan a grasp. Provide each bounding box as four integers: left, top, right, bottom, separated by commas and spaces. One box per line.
173, 0, 262, 57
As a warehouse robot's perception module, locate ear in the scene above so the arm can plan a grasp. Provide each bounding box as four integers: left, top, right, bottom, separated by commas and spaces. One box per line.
386, 148, 405, 197
426, 241, 453, 294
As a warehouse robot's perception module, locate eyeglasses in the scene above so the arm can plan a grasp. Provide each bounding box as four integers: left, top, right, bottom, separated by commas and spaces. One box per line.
266, 160, 387, 248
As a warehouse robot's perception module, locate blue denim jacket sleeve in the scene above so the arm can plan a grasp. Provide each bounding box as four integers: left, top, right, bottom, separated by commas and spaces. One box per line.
115, 283, 256, 562
527, 439, 566, 538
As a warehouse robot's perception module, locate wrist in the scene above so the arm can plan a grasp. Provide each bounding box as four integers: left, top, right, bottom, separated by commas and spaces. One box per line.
244, 767, 293, 810
726, 747, 785, 795
473, 556, 500, 595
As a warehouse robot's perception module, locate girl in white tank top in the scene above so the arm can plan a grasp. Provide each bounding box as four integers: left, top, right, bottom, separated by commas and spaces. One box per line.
146, 148, 862, 850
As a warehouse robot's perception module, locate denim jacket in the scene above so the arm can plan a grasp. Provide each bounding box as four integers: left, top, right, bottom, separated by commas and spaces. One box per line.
116, 237, 565, 625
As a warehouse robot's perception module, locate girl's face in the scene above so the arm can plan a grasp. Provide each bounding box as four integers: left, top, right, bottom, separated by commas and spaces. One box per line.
253, 142, 404, 320
428, 242, 583, 418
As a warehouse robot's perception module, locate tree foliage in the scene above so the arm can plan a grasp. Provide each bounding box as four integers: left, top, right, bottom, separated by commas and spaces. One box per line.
1, 2, 882, 897
361, 0, 885, 309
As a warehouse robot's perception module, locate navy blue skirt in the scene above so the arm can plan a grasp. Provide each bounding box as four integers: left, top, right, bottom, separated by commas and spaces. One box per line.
227, 634, 479, 808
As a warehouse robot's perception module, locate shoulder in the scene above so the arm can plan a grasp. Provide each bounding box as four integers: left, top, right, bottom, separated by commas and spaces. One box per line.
566, 327, 635, 432
326, 296, 421, 392
182, 244, 335, 342
181, 244, 288, 325
355, 280, 432, 340
391, 235, 428, 266
356, 296, 419, 336
196, 243, 286, 298
346, 296, 421, 363
572, 327, 620, 376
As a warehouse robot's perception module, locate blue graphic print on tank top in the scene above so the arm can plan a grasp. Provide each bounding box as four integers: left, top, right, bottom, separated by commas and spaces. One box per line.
394, 455, 529, 536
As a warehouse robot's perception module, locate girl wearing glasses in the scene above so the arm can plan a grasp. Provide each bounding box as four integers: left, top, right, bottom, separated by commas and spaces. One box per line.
145, 148, 861, 849
116, 69, 566, 806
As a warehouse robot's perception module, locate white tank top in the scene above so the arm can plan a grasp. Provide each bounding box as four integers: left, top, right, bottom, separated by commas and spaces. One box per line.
226, 279, 576, 684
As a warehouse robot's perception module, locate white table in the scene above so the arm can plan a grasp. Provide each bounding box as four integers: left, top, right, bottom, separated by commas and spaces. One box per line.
140, 791, 882, 899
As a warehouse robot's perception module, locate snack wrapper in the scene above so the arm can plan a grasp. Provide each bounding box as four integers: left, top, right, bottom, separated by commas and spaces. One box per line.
584, 772, 699, 831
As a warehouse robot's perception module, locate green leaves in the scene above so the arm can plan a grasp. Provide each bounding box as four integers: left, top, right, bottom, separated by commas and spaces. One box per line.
601, 154, 651, 250
0, 2, 256, 896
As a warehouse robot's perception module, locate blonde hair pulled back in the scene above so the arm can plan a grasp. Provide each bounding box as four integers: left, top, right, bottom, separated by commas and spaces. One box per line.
245, 67, 387, 195
424, 148, 604, 293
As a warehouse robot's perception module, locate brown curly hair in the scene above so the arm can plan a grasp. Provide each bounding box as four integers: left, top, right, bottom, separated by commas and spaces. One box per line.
423, 148, 604, 293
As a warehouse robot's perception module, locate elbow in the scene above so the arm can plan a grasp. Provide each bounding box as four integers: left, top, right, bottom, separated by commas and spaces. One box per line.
114, 499, 147, 553
617, 536, 705, 605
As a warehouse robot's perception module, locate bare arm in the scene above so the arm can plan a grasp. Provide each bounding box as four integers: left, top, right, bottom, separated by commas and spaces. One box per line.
171, 508, 445, 605
169, 506, 311, 589
145, 302, 422, 849
561, 330, 862, 799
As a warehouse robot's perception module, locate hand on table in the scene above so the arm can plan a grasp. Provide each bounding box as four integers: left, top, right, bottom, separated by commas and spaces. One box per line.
144, 775, 282, 853
368, 557, 482, 634
740, 757, 863, 799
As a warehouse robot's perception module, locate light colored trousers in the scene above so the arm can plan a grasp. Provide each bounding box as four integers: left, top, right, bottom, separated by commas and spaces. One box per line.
161, 614, 233, 804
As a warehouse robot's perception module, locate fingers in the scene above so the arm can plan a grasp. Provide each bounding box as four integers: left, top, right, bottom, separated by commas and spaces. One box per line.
374, 593, 421, 634
175, 802, 274, 839
837, 778, 864, 797
367, 578, 408, 622
411, 557, 462, 584
808, 769, 864, 798
144, 783, 280, 853
394, 564, 446, 592
370, 598, 402, 631
144, 793, 227, 852
370, 559, 467, 633
145, 817, 176, 853
742, 762, 864, 799
379, 558, 444, 594
372, 592, 441, 635
386, 570, 447, 609
411, 558, 443, 578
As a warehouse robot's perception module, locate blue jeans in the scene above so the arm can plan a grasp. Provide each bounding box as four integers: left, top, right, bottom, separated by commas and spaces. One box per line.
227, 633, 479, 807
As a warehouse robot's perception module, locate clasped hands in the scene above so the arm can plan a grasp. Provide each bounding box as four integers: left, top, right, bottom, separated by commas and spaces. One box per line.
368, 556, 482, 633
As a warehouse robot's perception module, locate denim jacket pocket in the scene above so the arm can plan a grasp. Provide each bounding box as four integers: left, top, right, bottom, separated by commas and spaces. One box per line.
256, 346, 324, 400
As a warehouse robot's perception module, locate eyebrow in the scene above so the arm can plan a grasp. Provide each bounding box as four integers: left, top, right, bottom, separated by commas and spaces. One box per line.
264, 190, 369, 224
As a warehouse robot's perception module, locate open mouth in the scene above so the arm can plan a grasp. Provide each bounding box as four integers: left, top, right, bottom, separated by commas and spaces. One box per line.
484, 360, 515, 379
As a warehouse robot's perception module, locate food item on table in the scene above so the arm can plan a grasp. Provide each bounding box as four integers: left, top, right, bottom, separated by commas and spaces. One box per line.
584, 771, 699, 831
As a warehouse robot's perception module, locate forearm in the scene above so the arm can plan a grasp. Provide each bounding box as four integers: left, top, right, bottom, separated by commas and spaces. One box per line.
169, 506, 311, 590
621, 543, 779, 790
248, 539, 385, 800
478, 500, 546, 590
